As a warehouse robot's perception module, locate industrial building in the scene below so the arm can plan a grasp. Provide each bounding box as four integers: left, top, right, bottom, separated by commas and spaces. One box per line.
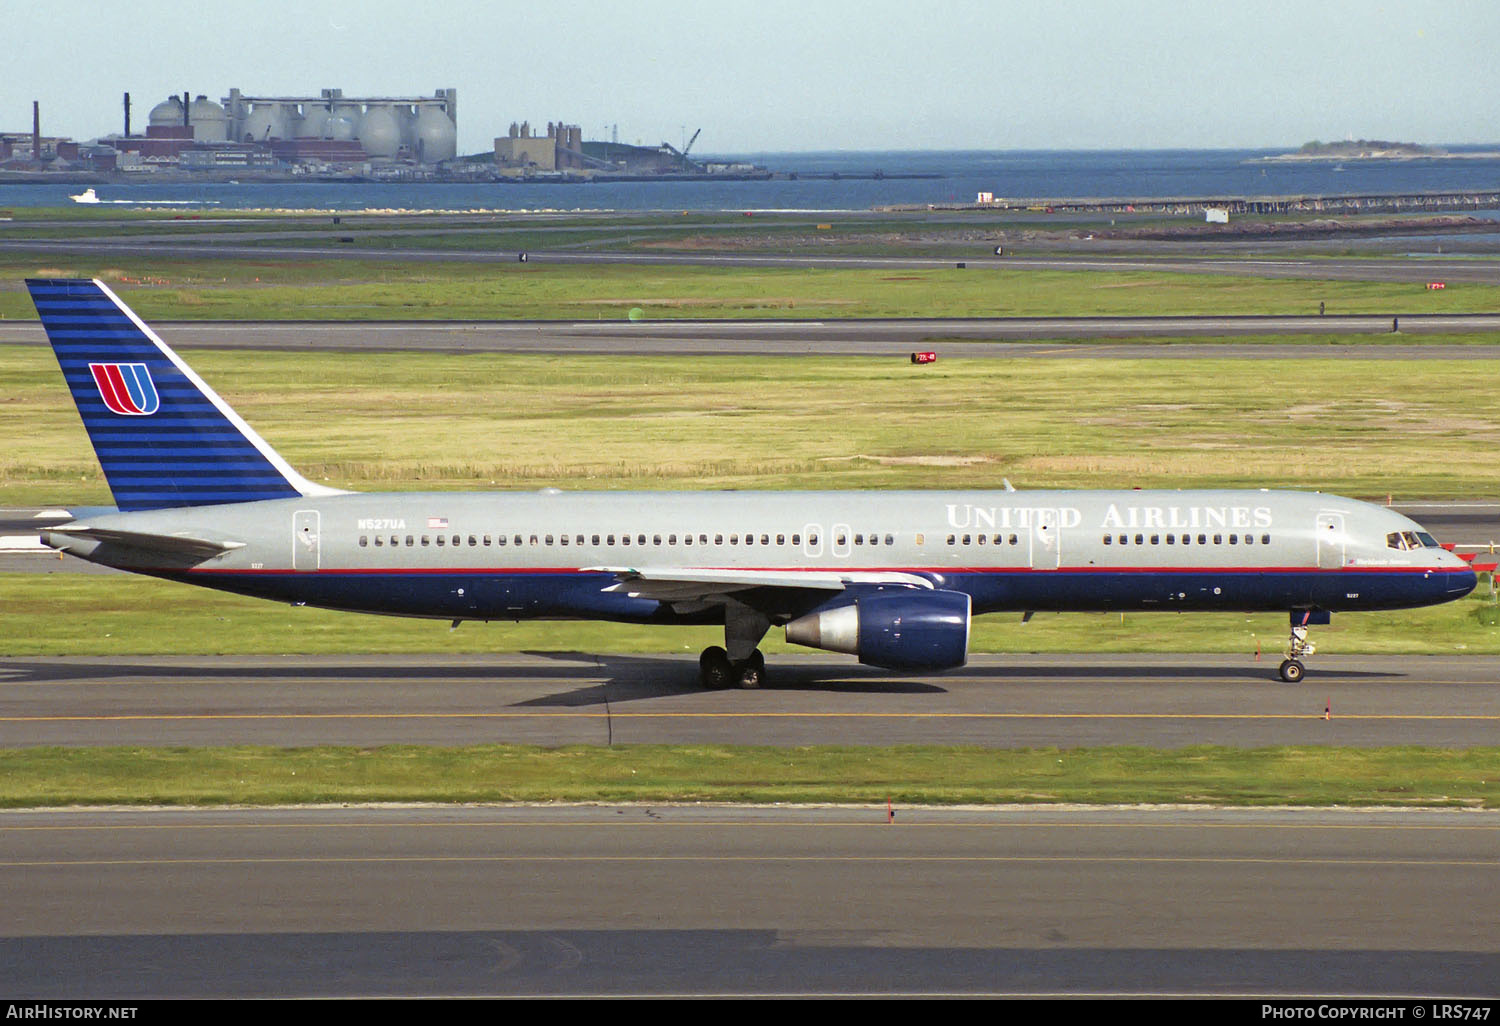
96, 88, 458, 172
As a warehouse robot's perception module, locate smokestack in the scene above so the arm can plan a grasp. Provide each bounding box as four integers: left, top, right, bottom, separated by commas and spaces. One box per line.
182, 91, 190, 127
32, 101, 40, 161
123, 92, 131, 137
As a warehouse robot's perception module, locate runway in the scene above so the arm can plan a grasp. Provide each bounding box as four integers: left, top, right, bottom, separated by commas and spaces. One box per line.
7, 232, 1500, 284
6, 314, 1500, 358
1, 805, 1495, 997
3, 653, 1497, 749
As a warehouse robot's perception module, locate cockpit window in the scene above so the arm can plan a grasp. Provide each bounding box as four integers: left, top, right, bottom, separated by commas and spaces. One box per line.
1416, 532, 1439, 548
1402, 531, 1422, 550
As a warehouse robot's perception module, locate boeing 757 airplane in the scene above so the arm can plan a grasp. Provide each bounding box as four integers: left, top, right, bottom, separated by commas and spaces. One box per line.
26, 278, 1477, 686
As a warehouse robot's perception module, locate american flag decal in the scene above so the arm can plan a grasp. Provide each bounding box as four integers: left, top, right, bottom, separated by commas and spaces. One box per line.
427, 516, 449, 529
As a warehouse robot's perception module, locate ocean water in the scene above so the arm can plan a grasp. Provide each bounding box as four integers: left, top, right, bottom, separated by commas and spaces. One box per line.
2, 148, 1499, 212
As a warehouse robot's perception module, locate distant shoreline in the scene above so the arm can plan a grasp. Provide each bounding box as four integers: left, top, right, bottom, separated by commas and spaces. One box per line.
1252, 150, 1500, 163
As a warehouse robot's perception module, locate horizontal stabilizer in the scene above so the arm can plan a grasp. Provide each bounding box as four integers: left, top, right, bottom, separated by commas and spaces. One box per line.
43, 525, 246, 560
587, 566, 934, 602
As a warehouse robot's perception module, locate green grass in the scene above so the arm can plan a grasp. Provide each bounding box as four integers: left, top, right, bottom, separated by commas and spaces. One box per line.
7, 347, 1500, 503
2, 253, 1497, 320
0, 744, 1494, 808
3, 571, 1495, 657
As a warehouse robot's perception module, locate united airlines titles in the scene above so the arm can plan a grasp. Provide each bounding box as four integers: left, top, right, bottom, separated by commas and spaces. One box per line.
944, 503, 1274, 531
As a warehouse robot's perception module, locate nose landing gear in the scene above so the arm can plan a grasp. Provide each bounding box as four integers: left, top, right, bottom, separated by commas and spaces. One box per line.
1279, 612, 1323, 683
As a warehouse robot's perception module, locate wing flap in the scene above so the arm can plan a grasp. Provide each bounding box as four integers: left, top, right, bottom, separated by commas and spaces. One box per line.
585, 566, 934, 602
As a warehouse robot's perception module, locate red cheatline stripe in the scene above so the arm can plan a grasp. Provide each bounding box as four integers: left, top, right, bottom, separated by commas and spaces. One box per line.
180, 564, 1466, 577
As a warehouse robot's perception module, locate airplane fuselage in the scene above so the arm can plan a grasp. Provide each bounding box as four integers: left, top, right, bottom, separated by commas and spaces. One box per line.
46, 487, 1476, 626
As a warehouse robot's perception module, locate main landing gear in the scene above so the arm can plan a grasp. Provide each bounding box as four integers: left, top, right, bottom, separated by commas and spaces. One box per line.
1279, 617, 1319, 683
699, 646, 765, 689
699, 597, 771, 689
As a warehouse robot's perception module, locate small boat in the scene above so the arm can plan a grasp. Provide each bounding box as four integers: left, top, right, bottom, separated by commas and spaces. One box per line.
70, 188, 101, 203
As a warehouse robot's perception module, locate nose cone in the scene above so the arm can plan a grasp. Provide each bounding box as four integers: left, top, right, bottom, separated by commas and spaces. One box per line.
1446, 565, 1479, 599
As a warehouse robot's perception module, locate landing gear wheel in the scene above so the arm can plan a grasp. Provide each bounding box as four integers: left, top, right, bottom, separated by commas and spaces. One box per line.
699, 646, 733, 689
735, 649, 766, 690
1278, 658, 1305, 683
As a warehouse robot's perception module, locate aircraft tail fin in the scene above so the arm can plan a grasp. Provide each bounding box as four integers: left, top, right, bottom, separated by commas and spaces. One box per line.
27, 278, 343, 511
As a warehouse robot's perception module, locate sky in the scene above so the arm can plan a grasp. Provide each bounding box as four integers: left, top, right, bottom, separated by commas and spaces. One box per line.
5, 0, 1498, 155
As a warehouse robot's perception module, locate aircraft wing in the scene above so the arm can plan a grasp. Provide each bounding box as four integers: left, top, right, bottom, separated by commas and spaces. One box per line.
586, 566, 935, 602
43, 525, 246, 560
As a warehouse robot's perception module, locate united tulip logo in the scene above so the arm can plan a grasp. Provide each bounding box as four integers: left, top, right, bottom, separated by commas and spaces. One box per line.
89, 362, 160, 415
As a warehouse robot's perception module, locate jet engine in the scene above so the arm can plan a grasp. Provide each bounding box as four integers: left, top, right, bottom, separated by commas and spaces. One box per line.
784, 590, 971, 671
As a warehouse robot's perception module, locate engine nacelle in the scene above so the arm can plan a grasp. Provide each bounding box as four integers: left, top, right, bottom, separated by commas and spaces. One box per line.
784, 589, 971, 671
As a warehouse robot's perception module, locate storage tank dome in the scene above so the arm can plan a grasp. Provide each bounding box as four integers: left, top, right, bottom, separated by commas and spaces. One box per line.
148, 96, 184, 126
297, 106, 332, 138
413, 106, 457, 162
329, 103, 360, 141
242, 103, 287, 142
188, 96, 228, 141
357, 104, 401, 157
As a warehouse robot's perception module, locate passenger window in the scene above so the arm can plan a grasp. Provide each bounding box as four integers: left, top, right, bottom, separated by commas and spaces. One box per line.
1103, 535, 1112, 545
545, 535, 554, 546
761, 534, 769, 545
422, 536, 430, 546
684, 535, 693, 546
1261, 534, 1271, 545
622, 535, 630, 546
513, 535, 522, 546
451, 535, 460, 546
1166, 534, 1175, 545
946, 535, 956, 546
498, 535, 507, 546
777, 534, 785, 545
1229, 534, 1238, 545
1150, 535, 1159, 545
886, 534, 895, 545
699, 534, 708, 545
1134, 534, 1143, 545
468, 535, 477, 546
913, 534, 922, 546
529, 535, 538, 546
654, 535, 662, 546
560, 535, 569, 546
592, 535, 600, 546
715, 534, 723, 545
730, 534, 739, 545
359, 536, 368, 547
373, 536, 383, 547
483, 535, 491, 546
607, 535, 615, 545
407, 536, 415, 546
436, 536, 445, 546
1213, 534, 1223, 545
1008, 534, 1018, 546
962, 535, 971, 545
668, 534, 677, 545
1197, 534, 1206, 545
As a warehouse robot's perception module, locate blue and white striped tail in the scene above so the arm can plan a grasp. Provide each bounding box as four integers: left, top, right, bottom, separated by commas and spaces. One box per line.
27, 278, 340, 511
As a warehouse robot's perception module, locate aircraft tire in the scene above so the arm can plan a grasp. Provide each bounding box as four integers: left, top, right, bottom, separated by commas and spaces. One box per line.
1278, 659, 1305, 683
735, 651, 765, 690
699, 646, 733, 689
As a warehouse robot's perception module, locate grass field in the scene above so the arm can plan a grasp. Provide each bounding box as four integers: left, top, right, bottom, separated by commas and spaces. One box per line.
6, 347, 1500, 503
0, 744, 1494, 809
2, 253, 1496, 320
